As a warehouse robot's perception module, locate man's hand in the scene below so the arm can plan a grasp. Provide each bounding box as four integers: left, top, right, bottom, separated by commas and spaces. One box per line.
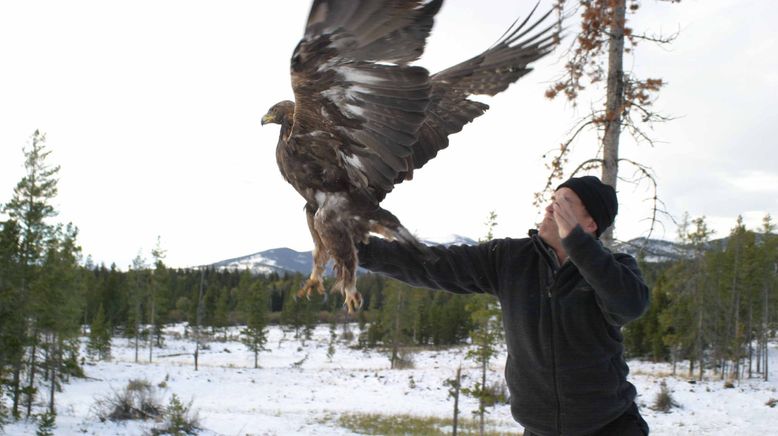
552, 194, 579, 239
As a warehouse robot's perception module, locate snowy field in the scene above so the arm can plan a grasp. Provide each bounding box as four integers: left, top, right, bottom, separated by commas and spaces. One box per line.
5, 323, 778, 435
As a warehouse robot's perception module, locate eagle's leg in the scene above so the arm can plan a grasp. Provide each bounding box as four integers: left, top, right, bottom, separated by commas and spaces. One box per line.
312, 196, 363, 313
298, 205, 328, 300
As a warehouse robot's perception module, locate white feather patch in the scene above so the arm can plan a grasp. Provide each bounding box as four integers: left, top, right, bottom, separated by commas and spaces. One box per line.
340, 151, 365, 171
339, 66, 384, 85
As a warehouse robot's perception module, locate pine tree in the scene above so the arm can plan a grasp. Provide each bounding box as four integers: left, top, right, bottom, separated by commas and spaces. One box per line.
279, 277, 318, 345
87, 304, 112, 361
381, 280, 414, 369
463, 294, 503, 434
463, 211, 504, 435
33, 224, 84, 415
127, 254, 148, 364
758, 214, 776, 381
0, 219, 24, 421
214, 287, 231, 341
2, 130, 61, 418
35, 410, 56, 436
240, 276, 269, 368
661, 214, 714, 379
444, 365, 463, 436
149, 237, 167, 361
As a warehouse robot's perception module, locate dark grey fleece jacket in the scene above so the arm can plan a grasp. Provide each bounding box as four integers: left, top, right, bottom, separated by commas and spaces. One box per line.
357, 226, 650, 436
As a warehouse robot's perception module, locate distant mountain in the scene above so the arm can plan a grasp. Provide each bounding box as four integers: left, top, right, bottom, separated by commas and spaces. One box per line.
208, 234, 478, 275
209, 234, 728, 275
209, 247, 312, 276
611, 237, 686, 263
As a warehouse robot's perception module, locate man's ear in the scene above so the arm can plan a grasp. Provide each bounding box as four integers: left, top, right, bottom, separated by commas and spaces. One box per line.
583, 218, 598, 235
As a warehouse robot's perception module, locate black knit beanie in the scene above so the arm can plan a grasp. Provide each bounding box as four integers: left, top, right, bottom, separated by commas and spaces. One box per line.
556, 176, 618, 238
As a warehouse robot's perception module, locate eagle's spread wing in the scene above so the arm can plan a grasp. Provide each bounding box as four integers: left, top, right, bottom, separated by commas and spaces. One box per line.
289, 0, 444, 201
396, 5, 560, 183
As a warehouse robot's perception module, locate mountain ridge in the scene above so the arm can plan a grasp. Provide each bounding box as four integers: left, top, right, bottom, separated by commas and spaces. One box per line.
207, 234, 690, 275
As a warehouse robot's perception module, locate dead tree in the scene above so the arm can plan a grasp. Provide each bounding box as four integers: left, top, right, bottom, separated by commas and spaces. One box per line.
538, 0, 680, 246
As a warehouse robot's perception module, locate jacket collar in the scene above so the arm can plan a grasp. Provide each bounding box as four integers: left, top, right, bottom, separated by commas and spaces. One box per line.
528, 229, 561, 270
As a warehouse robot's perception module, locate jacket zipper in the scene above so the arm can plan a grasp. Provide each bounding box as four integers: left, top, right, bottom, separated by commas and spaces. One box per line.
547, 273, 562, 435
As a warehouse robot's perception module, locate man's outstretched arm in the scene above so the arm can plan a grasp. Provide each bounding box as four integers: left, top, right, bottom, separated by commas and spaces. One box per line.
357, 237, 502, 296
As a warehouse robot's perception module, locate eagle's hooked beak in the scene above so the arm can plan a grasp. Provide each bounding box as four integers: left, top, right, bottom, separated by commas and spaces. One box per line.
261, 112, 275, 126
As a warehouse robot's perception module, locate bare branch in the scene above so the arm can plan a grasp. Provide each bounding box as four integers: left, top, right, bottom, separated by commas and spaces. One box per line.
571, 158, 604, 176
533, 118, 599, 208
631, 28, 680, 45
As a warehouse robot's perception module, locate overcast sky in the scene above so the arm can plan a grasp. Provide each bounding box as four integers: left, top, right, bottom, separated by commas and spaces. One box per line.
1, 0, 776, 269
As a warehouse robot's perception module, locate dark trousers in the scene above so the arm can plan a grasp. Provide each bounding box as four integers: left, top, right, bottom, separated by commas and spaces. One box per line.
524, 402, 649, 436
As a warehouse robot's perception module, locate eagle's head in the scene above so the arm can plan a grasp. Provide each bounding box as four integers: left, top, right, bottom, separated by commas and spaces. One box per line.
261, 100, 295, 126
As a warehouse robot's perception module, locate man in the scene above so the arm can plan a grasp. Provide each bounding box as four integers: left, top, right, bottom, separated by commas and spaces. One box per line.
357, 176, 650, 435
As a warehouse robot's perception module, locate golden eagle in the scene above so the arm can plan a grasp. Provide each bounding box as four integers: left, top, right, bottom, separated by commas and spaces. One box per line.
261, 0, 558, 312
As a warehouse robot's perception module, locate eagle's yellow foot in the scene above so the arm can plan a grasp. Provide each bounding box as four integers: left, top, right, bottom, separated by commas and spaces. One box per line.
297, 277, 326, 300
343, 291, 363, 314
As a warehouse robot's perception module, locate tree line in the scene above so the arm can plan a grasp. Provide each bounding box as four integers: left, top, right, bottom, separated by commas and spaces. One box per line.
624, 213, 777, 383
1, 131, 776, 430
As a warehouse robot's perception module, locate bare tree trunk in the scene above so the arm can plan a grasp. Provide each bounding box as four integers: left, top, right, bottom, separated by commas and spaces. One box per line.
11, 362, 21, 418
195, 268, 205, 371
600, 0, 626, 247
134, 333, 139, 364
25, 335, 38, 419
149, 289, 155, 363
48, 336, 58, 415
479, 358, 487, 436
747, 302, 753, 379
756, 329, 762, 374
733, 288, 740, 380
765, 281, 770, 382
452, 366, 461, 436
391, 294, 402, 369
697, 306, 704, 382
134, 301, 140, 364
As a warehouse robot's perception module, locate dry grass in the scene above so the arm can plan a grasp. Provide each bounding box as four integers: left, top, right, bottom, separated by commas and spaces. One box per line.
332, 412, 522, 435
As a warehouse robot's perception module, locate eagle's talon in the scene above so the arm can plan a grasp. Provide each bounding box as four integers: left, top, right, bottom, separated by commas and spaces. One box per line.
343, 292, 364, 314
297, 277, 326, 302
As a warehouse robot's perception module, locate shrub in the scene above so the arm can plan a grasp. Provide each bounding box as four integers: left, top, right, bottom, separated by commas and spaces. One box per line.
92, 378, 163, 422
392, 350, 415, 369
36, 411, 56, 436
652, 380, 679, 413
151, 394, 201, 435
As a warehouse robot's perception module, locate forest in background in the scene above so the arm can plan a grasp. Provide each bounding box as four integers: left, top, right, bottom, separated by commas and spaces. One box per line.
1, 131, 776, 430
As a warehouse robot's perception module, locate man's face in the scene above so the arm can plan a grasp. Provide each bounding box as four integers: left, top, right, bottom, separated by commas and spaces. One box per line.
538, 187, 597, 242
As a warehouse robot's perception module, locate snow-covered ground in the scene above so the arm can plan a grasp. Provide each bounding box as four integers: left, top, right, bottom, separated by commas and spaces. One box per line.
5, 324, 778, 435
